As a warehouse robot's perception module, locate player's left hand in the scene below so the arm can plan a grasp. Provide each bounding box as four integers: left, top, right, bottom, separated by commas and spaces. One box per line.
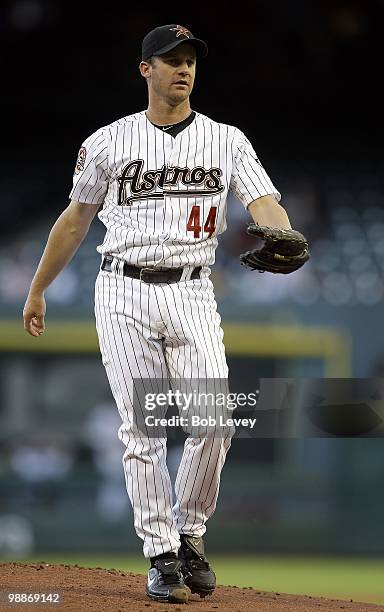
240, 223, 310, 274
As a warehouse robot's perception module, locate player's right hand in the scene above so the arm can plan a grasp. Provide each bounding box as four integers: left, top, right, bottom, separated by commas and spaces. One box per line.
23, 293, 46, 337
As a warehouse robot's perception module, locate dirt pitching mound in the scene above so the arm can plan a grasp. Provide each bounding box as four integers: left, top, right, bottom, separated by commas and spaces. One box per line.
0, 562, 383, 612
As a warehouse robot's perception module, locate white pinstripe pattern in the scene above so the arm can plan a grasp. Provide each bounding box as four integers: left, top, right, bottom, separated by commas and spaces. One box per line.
70, 111, 281, 269
95, 268, 232, 558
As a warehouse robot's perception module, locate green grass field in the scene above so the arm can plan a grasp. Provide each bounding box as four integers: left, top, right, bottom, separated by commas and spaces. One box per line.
4, 554, 384, 605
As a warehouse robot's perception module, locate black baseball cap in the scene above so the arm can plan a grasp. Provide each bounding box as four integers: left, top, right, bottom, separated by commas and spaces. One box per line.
142, 24, 208, 61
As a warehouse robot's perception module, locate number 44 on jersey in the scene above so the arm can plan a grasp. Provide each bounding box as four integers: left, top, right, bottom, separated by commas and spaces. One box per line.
187, 205, 217, 238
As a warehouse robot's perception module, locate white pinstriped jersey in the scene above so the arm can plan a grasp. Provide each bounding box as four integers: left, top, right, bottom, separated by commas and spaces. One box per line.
70, 110, 281, 268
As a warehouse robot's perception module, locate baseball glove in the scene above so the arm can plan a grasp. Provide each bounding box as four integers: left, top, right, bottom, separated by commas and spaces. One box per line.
240, 223, 309, 274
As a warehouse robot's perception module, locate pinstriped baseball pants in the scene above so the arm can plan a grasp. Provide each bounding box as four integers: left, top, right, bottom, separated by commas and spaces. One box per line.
94, 266, 232, 558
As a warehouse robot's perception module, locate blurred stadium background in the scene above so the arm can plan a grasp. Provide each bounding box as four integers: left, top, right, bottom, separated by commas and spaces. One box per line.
1, 0, 384, 605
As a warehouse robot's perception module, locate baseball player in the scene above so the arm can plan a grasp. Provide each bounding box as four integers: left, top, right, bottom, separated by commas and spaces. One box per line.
23, 24, 306, 604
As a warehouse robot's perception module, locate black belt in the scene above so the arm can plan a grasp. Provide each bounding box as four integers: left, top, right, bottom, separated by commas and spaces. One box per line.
101, 256, 202, 284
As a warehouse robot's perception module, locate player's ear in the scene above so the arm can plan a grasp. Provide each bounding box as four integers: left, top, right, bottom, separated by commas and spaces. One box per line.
139, 60, 152, 79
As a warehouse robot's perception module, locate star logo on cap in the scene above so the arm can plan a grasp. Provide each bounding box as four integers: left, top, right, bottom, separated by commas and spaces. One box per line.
170, 25, 190, 38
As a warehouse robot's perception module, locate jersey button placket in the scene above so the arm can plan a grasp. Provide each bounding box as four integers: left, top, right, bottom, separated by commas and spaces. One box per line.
164, 131, 184, 242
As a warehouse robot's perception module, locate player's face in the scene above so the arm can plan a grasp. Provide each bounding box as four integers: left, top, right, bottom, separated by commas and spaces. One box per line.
144, 43, 196, 105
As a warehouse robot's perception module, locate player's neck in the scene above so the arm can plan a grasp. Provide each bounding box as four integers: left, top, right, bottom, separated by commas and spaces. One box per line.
146, 99, 192, 126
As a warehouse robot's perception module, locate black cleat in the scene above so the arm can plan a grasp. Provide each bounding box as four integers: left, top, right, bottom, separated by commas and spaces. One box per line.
178, 534, 216, 598
146, 558, 189, 603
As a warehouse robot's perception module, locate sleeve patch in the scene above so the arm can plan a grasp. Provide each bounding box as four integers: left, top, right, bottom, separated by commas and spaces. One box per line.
74, 147, 87, 174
